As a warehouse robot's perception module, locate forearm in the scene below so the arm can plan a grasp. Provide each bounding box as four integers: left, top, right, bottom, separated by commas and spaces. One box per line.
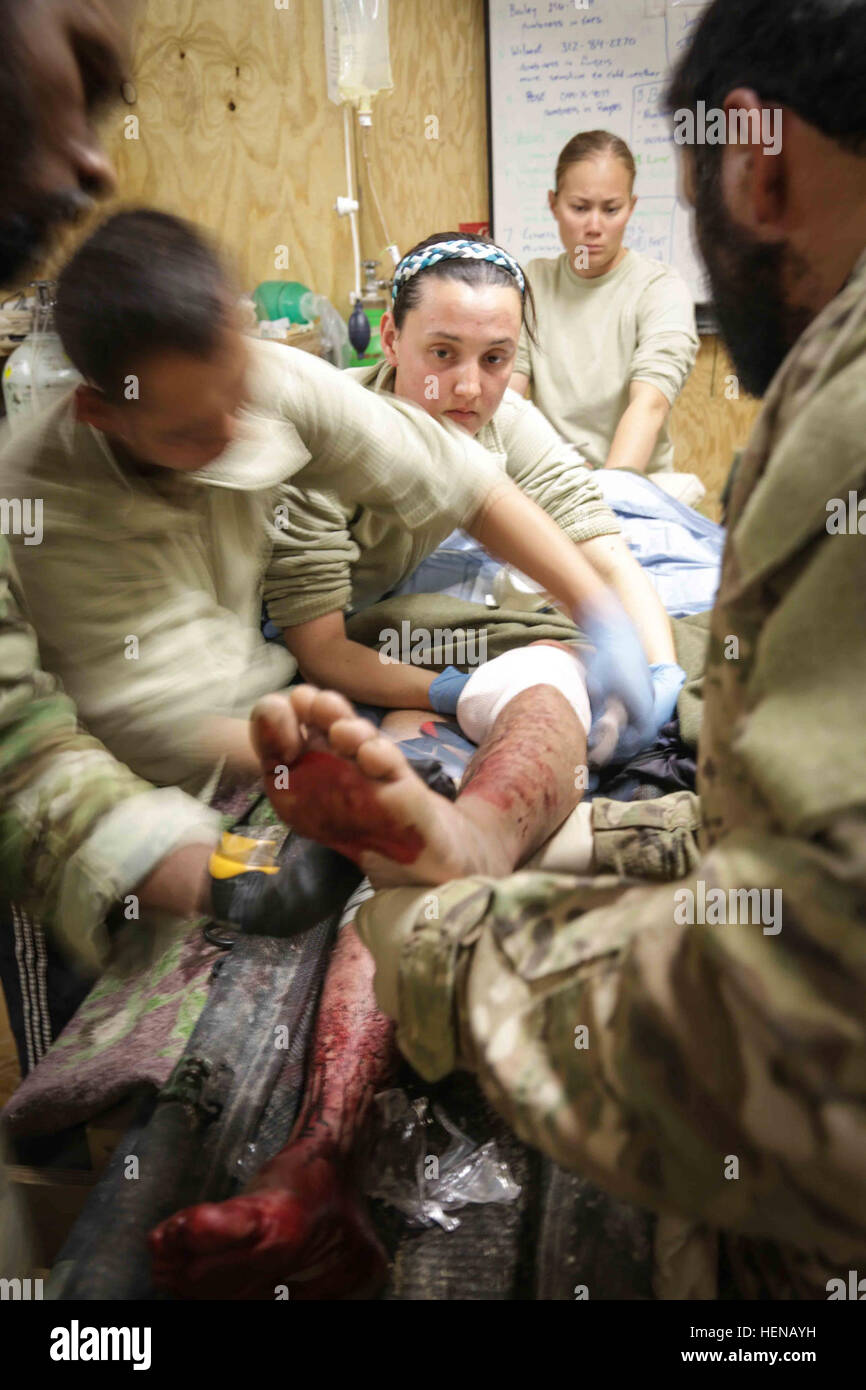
604, 396, 669, 474
465, 852, 864, 1245
134, 841, 214, 918
286, 631, 436, 709
581, 536, 675, 664
198, 715, 261, 781
469, 480, 618, 626
3, 777, 222, 972
358, 830, 866, 1249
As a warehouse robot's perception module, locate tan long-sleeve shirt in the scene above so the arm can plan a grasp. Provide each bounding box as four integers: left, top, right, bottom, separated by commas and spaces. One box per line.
515, 249, 699, 472
1, 340, 503, 791
0, 536, 220, 970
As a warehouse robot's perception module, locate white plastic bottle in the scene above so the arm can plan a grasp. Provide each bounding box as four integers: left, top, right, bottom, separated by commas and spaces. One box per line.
2, 281, 80, 433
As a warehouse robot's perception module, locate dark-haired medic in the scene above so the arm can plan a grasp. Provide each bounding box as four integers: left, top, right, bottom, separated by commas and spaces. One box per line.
0, 1, 220, 974
275, 231, 678, 707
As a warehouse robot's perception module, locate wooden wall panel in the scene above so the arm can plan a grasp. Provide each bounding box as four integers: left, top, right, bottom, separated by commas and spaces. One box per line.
669, 337, 763, 519
42, 0, 489, 316
356, 0, 489, 264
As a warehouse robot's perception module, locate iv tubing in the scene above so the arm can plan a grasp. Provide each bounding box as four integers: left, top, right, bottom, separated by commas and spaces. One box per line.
343, 103, 362, 303
360, 122, 394, 252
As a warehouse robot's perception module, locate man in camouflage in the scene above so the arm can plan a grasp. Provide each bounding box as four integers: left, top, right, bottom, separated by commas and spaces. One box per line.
244, 0, 866, 1298
0, 1, 219, 982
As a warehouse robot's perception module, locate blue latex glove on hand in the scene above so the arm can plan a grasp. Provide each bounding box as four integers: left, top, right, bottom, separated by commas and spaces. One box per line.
605, 661, 687, 763
649, 661, 687, 730
582, 604, 656, 761
429, 665, 472, 715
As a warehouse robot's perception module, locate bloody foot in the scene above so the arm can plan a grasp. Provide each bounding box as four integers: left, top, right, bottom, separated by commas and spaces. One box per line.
250, 679, 586, 885
149, 1141, 387, 1301
249, 686, 517, 887
151, 677, 587, 1298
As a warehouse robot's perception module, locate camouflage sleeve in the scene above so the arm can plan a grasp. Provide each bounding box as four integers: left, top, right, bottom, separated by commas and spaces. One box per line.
0, 540, 219, 970
356, 821, 866, 1261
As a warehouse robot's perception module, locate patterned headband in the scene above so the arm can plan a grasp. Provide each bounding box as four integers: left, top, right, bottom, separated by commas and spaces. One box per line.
391, 238, 526, 301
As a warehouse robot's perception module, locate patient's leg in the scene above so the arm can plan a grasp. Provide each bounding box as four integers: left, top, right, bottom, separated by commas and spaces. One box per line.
251, 671, 586, 887
149, 920, 393, 1300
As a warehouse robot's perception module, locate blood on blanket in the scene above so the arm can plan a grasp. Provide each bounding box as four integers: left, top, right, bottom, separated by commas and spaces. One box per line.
284, 750, 424, 864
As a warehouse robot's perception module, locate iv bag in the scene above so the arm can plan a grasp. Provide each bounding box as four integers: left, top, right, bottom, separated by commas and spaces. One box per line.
323, 0, 394, 107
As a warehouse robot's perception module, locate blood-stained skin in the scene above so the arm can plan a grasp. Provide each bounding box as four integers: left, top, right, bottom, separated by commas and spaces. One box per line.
280, 750, 424, 865
148, 679, 587, 1297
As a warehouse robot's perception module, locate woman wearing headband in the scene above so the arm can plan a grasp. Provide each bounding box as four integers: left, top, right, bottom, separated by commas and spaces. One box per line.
272, 231, 680, 718
510, 131, 698, 475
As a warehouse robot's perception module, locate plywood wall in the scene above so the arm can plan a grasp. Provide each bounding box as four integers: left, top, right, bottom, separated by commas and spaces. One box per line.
42, 0, 488, 315
669, 338, 763, 518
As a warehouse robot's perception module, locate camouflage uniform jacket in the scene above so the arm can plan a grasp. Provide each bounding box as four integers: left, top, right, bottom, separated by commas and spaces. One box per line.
357, 249, 866, 1297
0, 538, 219, 971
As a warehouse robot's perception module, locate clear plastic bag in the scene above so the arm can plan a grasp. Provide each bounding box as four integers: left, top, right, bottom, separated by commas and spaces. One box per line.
300, 292, 352, 369
363, 1089, 520, 1232
323, 0, 394, 109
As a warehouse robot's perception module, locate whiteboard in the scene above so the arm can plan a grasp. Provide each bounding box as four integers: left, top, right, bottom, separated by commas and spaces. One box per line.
487, 0, 712, 302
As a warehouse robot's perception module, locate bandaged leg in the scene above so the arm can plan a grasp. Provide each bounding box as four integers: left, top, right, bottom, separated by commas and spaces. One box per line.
149, 672, 589, 1299
456, 644, 591, 747
148, 707, 469, 1303
148, 680, 584, 1297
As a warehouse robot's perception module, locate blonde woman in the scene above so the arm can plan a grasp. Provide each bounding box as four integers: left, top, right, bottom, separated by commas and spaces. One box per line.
510, 130, 699, 475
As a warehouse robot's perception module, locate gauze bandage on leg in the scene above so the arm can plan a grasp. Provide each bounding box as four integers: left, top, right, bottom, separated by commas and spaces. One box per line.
456, 645, 592, 746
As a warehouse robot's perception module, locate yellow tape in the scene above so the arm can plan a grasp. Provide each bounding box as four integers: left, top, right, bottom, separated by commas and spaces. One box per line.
208, 831, 280, 879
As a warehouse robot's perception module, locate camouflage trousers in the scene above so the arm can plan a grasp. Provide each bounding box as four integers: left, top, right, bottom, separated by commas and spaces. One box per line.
541, 787, 702, 882
355, 789, 858, 1298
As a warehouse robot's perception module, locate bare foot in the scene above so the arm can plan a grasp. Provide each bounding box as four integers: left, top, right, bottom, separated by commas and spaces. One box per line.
250, 686, 513, 887
149, 1141, 387, 1301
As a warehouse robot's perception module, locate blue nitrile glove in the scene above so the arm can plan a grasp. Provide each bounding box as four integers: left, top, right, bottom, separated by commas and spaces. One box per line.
650, 662, 687, 730
581, 604, 656, 761
428, 665, 472, 715
605, 662, 688, 763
